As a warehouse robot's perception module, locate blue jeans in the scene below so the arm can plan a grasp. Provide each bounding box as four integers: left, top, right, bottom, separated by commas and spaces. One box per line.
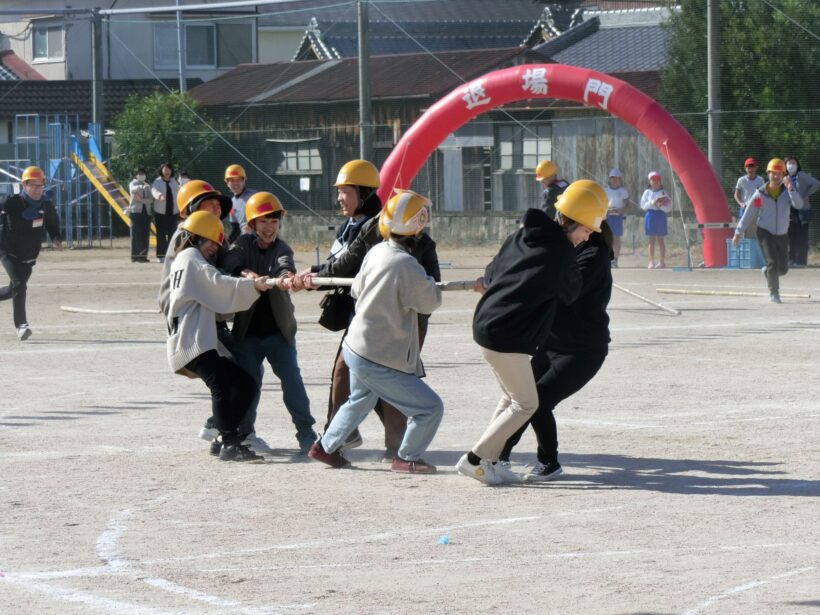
232, 332, 316, 444
321, 346, 443, 461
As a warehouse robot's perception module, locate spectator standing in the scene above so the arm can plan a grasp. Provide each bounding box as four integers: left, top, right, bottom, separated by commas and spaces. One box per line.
784, 156, 820, 267
640, 171, 672, 269
604, 168, 628, 267
150, 162, 180, 263
224, 164, 257, 242
127, 167, 153, 263
0, 166, 63, 341
734, 158, 764, 221
733, 158, 805, 303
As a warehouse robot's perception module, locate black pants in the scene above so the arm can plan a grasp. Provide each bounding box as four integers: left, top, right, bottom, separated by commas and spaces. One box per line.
757, 228, 789, 292
129, 210, 151, 261
500, 349, 607, 464
186, 350, 257, 444
154, 214, 178, 260
787, 213, 809, 266
0, 253, 34, 328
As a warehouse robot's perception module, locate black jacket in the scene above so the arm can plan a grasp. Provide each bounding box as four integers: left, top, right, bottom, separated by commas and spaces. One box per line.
546, 230, 612, 354
0, 194, 61, 262
541, 179, 568, 218
473, 208, 581, 355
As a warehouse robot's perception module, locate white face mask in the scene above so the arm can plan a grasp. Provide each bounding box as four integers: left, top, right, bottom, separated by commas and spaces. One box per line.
137, 174, 146, 181
786, 163, 798, 174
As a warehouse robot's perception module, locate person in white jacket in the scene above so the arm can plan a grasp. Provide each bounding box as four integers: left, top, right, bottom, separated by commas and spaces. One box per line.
640, 171, 673, 269
166, 210, 270, 462
308, 190, 443, 474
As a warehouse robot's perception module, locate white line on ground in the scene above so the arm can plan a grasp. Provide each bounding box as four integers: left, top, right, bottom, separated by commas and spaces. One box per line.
681, 565, 816, 615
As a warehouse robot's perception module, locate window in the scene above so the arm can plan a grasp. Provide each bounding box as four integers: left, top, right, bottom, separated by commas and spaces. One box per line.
496, 123, 551, 171
276, 143, 322, 174
522, 125, 551, 170
33, 25, 64, 61
154, 21, 252, 69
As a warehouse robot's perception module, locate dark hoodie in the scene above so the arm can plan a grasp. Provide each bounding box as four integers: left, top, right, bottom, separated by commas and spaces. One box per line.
0, 193, 61, 262
472, 208, 581, 355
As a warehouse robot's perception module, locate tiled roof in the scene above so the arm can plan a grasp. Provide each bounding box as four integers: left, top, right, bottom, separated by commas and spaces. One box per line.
0, 79, 202, 122
295, 19, 538, 60
0, 50, 46, 81
191, 47, 546, 107
257, 0, 547, 27
548, 24, 669, 72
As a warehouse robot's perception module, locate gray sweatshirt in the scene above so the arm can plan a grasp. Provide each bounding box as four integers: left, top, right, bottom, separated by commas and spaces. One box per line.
737, 183, 804, 237
343, 240, 441, 376
165, 247, 260, 374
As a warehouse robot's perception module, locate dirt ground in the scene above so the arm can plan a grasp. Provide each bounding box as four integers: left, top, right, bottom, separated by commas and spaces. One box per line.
1, 239, 818, 614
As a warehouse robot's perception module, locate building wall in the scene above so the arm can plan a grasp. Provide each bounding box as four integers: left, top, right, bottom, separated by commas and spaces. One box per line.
258, 28, 305, 62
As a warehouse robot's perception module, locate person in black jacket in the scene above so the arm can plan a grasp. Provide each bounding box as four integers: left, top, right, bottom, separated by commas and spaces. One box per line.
0, 166, 63, 341
499, 222, 614, 481
456, 180, 608, 486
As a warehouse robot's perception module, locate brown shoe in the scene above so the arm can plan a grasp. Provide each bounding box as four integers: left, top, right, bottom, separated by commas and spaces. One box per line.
391, 457, 437, 474
308, 442, 351, 468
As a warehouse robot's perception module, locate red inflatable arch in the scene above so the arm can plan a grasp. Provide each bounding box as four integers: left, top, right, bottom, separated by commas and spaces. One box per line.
378, 64, 732, 267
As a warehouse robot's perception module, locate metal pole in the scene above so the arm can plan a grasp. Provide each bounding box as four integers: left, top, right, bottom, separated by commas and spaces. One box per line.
707, 0, 722, 180
91, 9, 104, 131
176, 0, 186, 92
357, 0, 372, 161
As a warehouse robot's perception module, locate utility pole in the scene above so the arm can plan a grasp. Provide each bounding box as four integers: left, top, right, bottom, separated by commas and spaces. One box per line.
707, 0, 721, 180
91, 8, 104, 133
176, 0, 186, 92
357, 0, 372, 161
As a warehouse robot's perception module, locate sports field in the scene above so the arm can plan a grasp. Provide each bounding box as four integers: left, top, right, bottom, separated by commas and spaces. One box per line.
1, 244, 818, 614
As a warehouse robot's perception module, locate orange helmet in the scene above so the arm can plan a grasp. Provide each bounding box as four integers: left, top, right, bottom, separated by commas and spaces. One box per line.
21, 166, 46, 183
334, 159, 380, 188
180, 211, 225, 246
245, 192, 285, 225
177, 179, 231, 219
224, 164, 246, 181
766, 158, 786, 174
535, 160, 557, 182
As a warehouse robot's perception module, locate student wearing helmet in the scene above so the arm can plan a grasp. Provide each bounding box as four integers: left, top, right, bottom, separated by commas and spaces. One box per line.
0, 166, 63, 341
499, 219, 614, 481
219, 192, 318, 454
224, 164, 257, 242
733, 158, 805, 303
157, 179, 232, 318
456, 180, 607, 485
309, 190, 443, 474
165, 211, 270, 462
535, 159, 569, 218
150, 162, 180, 263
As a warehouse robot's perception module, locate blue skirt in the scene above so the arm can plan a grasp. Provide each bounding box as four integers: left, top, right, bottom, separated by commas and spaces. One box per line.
644, 210, 668, 237
606, 214, 624, 237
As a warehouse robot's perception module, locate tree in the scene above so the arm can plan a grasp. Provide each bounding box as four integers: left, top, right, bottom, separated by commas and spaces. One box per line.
657, 0, 820, 191
111, 92, 213, 181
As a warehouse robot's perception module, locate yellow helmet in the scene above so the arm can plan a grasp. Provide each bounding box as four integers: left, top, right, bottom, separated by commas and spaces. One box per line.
180, 211, 225, 246
379, 189, 431, 239
555, 179, 607, 232
21, 166, 46, 183
766, 158, 786, 174
224, 164, 246, 181
334, 159, 380, 188
177, 179, 231, 219
535, 160, 557, 181
245, 191, 285, 225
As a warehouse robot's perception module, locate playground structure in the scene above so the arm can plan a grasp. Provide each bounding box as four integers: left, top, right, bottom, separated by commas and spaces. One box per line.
2, 113, 150, 248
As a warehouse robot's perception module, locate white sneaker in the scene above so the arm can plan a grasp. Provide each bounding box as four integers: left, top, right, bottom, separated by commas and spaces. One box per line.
17, 324, 32, 341
493, 461, 521, 483
242, 432, 274, 455
455, 454, 501, 485
198, 426, 218, 441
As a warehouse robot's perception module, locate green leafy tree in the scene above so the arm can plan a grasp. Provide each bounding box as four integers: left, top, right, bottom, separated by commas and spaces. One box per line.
111, 92, 212, 181
657, 0, 820, 190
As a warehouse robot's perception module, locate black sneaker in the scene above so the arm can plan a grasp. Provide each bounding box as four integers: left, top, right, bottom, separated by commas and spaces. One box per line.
525, 460, 563, 482
219, 443, 263, 462
209, 438, 221, 457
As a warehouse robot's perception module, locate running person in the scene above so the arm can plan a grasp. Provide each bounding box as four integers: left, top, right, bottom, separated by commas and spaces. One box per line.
0, 166, 63, 341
